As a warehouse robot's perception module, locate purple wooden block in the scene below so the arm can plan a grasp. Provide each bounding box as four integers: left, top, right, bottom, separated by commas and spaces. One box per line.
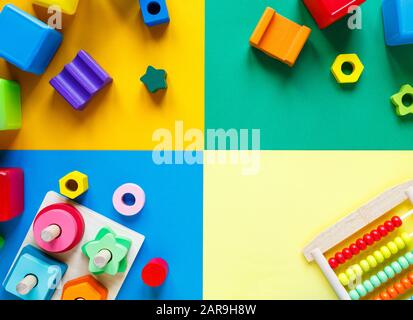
50, 50, 112, 110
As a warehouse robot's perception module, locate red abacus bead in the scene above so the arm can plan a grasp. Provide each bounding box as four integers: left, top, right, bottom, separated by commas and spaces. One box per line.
391, 216, 402, 228
394, 282, 405, 295
401, 278, 412, 289
328, 258, 339, 269
335, 252, 346, 264
377, 225, 388, 237
387, 287, 398, 299
363, 234, 374, 245
370, 230, 381, 241
380, 292, 391, 300
349, 244, 360, 255
342, 248, 352, 260
356, 239, 367, 250
384, 220, 395, 232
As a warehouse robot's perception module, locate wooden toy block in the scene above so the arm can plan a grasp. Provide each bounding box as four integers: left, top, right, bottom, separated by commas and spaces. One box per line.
383, 0, 413, 46
391, 84, 413, 116
140, 66, 167, 93
0, 235, 4, 249
3, 245, 67, 300
61, 275, 108, 300
0, 168, 24, 222
33, 203, 85, 253
139, 0, 170, 27
113, 183, 146, 216
59, 170, 89, 199
82, 227, 132, 276
0, 79, 21, 131
33, 0, 80, 15
304, 179, 413, 300
142, 258, 169, 287
13, 191, 144, 299
50, 50, 112, 111
249, 7, 311, 67
302, 0, 366, 29
0, 4, 63, 75
331, 54, 364, 84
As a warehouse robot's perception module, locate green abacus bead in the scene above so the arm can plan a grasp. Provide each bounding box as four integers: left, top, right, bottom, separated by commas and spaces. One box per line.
401, 233, 412, 246
384, 266, 396, 278
388, 241, 398, 254
373, 251, 384, 264
367, 255, 377, 268
360, 260, 370, 272
377, 271, 388, 283
346, 268, 356, 282
405, 252, 413, 264
391, 261, 402, 274
398, 256, 409, 269
338, 273, 349, 286
370, 275, 381, 288
380, 246, 391, 258
356, 284, 367, 297
363, 280, 374, 293
349, 290, 360, 300
395, 237, 406, 250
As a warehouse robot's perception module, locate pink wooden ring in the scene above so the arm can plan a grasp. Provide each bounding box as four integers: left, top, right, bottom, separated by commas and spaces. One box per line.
33, 203, 84, 253
113, 183, 145, 216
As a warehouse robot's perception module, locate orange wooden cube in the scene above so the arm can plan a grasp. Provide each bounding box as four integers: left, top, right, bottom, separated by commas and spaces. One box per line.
250, 7, 311, 67
61, 275, 108, 300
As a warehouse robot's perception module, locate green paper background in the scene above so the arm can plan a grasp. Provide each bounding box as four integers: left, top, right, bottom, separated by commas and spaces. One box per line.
206, 0, 413, 150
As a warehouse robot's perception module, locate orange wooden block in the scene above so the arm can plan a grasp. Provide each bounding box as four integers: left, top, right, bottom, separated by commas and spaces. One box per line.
61, 275, 108, 300
250, 7, 311, 67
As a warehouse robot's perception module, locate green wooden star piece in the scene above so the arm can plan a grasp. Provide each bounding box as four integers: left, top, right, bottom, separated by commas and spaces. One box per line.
82, 227, 132, 276
391, 84, 413, 116
140, 66, 167, 93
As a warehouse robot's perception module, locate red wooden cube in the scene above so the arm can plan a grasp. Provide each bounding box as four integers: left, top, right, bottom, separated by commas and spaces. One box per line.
303, 0, 365, 29
0, 168, 24, 222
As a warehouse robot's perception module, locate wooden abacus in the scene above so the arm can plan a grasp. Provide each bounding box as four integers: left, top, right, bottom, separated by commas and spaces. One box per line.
303, 179, 413, 300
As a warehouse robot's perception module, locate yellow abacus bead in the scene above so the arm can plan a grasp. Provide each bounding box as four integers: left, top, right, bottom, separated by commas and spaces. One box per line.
360, 260, 370, 272
346, 268, 356, 282
373, 251, 385, 264
381, 246, 391, 258
395, 237, 406, 250
402, 232, 412, 246
351, 264, 363, 276
338, 273, 349, 286
387, 241, 398, 254
367, 255, 377, 268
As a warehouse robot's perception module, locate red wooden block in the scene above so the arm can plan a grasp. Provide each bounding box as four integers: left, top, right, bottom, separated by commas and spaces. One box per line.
0, 168, 24, 222
302, 0, 365, 29
142, 258, 169, 287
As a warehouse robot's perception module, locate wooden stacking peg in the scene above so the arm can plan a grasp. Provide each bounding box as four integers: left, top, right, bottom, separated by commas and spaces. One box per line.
93, 249, 112, 269
16, 274, 38, 296
41, 224, 62, 243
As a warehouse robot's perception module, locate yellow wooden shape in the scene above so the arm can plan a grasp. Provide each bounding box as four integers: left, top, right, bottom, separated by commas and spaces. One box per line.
331, 54, 364, 84
59, 171, 88, 199
33, 0, 79, 15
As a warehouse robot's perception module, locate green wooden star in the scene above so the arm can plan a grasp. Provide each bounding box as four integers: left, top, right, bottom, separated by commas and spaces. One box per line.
140, 66, 167, 93
391, 84, 413, 116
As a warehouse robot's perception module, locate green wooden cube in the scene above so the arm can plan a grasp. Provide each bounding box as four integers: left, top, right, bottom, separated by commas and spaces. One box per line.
0, 79, 21, 131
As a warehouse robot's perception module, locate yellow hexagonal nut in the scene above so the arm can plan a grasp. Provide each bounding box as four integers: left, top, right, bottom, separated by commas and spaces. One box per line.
331, 54, 364, 84
59, 171, 88, 199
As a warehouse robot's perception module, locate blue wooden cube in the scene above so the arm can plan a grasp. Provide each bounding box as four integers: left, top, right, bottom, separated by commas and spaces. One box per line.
139, 0, 170, 27
382, 0, 413, 46
3, 245, 67, 300
0, 4, 63, 75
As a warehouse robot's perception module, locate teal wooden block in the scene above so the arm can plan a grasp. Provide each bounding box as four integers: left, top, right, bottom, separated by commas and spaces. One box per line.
0, 79, 21, 131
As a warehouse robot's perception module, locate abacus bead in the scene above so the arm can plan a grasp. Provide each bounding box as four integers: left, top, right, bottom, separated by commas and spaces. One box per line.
402, 232, 412, 246
388, 287, 398, 299
342, 248, 352, 259
408, 272, 413, 284
352, 264, 363, 276
367, 255, 377, 268
380, 246, 391, 258
373, 251, 384, 264
349, 290, 360, 300
335, 252, 346, 264
385, 220, 395, 232
373, 296, 382, 300
387, 241, 398, 254
356, 284, 367, 297
378, 225, 388, 237
346, 268, 356, 282
363, 280, 374, 293
394, 237, 405, 250
338, 273, 349, 286
329, 258, 339, 269
405, 252, 413, 264
370, 275, 381, 288
350, 244, 360, 255
377, 271, 388, 283
391, 261, 402, 274
363, 234, 374, 245
371, 230, 381, 241
380, 292, 391, 300
356, 239, 367, 250
394, 282, 405, 294
384, 266, 395, 278
391, 216, 402, 227
360, 260, 370, 272
398, 256, 409, 269
401, 278, 412, 289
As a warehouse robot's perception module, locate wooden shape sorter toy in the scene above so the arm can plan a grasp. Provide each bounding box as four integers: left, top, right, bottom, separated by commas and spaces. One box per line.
304, 180, 413, 300
3, 191, 145, 300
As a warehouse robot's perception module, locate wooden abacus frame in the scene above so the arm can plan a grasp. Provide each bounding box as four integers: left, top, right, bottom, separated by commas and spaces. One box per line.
303, 179, 413, 300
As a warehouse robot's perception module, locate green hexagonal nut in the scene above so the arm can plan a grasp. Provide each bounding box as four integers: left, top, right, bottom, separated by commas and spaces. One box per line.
391, 84, 413, 116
